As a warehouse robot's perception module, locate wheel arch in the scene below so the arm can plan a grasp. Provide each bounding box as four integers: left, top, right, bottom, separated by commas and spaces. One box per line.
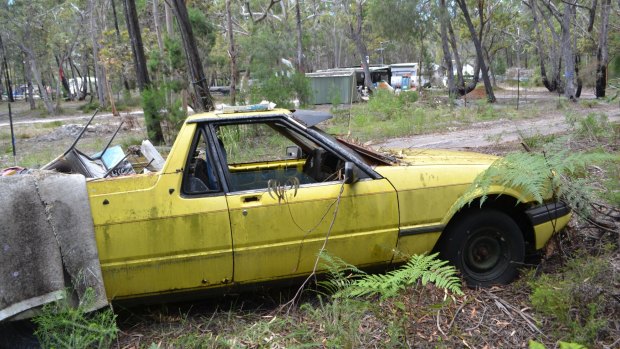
434, 194, 536, 255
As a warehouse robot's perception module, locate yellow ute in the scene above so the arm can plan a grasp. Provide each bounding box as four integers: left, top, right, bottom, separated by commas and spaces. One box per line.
84, 108, 570, 300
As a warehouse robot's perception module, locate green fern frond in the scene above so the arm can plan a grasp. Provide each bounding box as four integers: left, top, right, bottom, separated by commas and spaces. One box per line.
343, 253, 463, 300
318, 251, 366, 296
452, 149, 617, 215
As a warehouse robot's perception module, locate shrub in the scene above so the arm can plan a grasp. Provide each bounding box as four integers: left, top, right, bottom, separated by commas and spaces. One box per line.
141, 87, 165, 141
249, 72, 312, 108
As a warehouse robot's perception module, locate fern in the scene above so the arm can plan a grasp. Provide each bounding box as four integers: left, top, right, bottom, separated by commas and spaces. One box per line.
317, 251, 366, 296
452, 148, 617, 216
342, 253, 463, 299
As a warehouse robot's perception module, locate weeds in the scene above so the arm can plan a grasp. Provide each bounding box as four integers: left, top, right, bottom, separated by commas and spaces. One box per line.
475, 100, 499, 120
41, 120, 63, 129
33, 288, 118, 349
527, 253, 617, 346
78, 101, 100, 113
519, 131, 557, 150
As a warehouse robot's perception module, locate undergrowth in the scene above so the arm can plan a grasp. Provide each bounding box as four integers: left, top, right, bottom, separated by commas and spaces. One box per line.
527, 251, 617, 346
154, 253, 464, 348
33, 288, 118, 349
320, 252, 463, 299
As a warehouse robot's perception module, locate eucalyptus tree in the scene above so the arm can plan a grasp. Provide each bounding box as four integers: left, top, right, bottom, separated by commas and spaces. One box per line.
345, 0, 373, 91
527, 0, 562, 92
88, 0, 109, 107
369, 0, 433, 88
0, 35, 14, 102
535, 0, 579, 100
123, 0, 165, 143
455, 0, 496, 102
170, 0, 215, 111
47, 2, 88, 106
124, 0, 151, 91
0, 0, 56, 113
437, 0, 482, 97
595, 0, 612, 97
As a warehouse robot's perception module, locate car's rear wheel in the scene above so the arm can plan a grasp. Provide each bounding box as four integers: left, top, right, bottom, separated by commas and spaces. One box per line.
439, 209, 525, 287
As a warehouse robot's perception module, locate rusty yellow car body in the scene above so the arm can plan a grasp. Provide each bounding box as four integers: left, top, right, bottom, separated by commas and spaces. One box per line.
85, 108, 570, 300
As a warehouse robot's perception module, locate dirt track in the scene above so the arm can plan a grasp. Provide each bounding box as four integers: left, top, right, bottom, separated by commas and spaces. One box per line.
376, 105, 620, 150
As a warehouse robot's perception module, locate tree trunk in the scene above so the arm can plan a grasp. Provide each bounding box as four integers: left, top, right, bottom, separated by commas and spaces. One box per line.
124, 0, 164, 143
456, 0, 495, 103
539, 6, 563, 93
89, 0, 107, 107
86, 61, 94, 103
23, 56, 36, 110
153, 0, 164, 54
226, 0, 238, 105
348, 1, 372, 92
124, 0, 151, 91
595, 0, 611, 98
448, 5, 480, 96
575, 54, 582, 98
529, 0, 556, 91
56, 55, 72, 99
68, 56, 80, 99
0, 35, 14, 102
447, 19, 466, 90
20, 45, 55, 113
418, 37, 423, 90
439, 0, 455, 97
561, 1, 576, 100
165, 1, 174, 36
295, 0, 305, 73
170, 0, 214, 111
81, 51, 90, 101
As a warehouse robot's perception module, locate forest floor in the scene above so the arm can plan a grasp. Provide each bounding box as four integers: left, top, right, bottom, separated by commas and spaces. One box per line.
0, 88, 618, 348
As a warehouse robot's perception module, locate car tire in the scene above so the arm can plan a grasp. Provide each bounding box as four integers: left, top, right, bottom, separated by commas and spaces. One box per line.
439, 209, 525, 287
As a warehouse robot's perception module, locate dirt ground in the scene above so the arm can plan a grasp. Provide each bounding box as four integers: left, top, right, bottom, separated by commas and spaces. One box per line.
376, 103, 620, 150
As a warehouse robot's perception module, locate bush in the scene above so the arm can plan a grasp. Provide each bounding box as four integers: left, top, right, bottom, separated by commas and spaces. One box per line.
367, 90, 403, 120
249, 72, 312, 108
141, 87, 165, 141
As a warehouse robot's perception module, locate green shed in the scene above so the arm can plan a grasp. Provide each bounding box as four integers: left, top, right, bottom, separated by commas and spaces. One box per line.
306, 70, 358, 105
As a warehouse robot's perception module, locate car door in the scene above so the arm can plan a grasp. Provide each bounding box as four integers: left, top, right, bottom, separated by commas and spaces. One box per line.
213, 119, 399, 284
91, 124, 233, 299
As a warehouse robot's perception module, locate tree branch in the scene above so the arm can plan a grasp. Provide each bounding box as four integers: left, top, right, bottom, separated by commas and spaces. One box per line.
243, 0, 281, 23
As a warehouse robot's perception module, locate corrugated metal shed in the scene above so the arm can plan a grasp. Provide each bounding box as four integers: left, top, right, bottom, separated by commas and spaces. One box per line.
306, 70, 358, 105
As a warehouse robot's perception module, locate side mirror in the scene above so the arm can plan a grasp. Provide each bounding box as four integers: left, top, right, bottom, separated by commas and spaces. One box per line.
344, 162, 358, 184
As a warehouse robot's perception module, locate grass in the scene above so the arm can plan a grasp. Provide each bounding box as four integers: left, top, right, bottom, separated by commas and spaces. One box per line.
325, 90, 548, 143
40, 120, 63, 128
527, 251, 616, 346
519, 131, 558, 150
33, 289, 118, 349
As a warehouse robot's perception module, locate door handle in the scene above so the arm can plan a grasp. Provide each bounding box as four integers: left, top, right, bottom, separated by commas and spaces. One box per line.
242, 195, 261, 203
